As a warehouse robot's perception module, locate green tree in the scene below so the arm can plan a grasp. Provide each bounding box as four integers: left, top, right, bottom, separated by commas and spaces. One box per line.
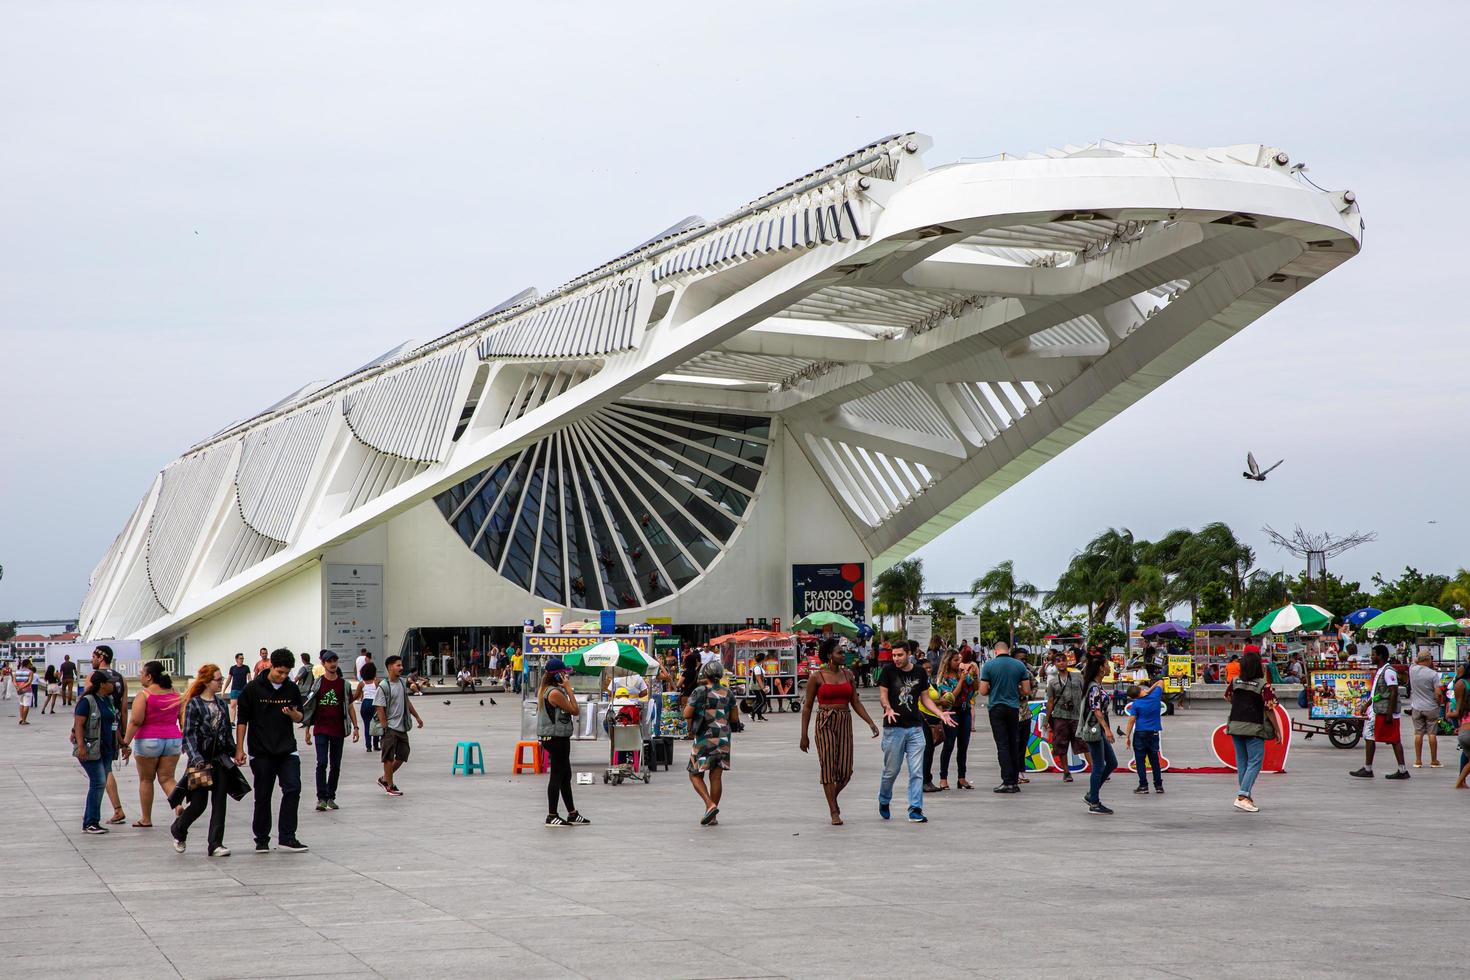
1196, 580, 1231, 626
1292, 571, 1372, 622
1088, 622, 1126, 652
873, 558, 925, 633
970, 559, 1039, 648
1440, 569, 1470, 617
922, 596, 960, 645
0, 621, 15, 643
1371, 566, 1451, 610
1239, 570, 1290, 626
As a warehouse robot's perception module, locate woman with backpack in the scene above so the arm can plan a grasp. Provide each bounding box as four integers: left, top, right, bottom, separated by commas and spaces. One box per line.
170, 664, 235, 856
1078, 652, 1117, 815
1224, 649, 1282, 812
72, 671, 130, 834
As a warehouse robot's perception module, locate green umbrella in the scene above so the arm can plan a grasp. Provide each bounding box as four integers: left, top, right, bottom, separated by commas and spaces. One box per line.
1361, 604, 1458, 632
1250, 603, 1332, 636
791, 611, 859, 638
559, 639, 657, 675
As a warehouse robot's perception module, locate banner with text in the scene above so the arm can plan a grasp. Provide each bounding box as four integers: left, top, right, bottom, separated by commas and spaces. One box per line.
792, 563, 866, 624
955, 615, 980, 647
907, 615, 933, 649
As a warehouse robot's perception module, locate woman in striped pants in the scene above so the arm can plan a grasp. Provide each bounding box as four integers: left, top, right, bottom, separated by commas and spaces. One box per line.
800, 638, 880, 825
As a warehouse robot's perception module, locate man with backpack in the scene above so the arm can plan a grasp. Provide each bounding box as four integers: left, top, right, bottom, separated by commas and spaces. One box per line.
1349, 644, 1410, 780
303, 651, 358, 812
375, 655, 424, 797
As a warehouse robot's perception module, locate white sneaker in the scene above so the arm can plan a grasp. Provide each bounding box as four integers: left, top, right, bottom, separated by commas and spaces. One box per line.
1233, 797, 1259, 813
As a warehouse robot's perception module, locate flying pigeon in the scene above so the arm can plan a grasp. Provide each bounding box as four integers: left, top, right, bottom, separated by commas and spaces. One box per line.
1243, 452, 1283, 482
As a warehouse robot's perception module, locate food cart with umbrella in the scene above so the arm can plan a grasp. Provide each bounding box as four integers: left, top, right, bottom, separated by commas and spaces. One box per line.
1250, 603, 1363, 749
708, 629, 800, 713
560, 639, 658, 785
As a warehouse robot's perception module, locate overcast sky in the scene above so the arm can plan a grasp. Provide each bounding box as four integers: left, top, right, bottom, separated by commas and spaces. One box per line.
3, 2, 1467, 619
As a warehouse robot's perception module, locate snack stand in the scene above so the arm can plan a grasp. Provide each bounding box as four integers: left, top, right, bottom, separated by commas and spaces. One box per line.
1291, 666, 1371, 748
519, 630, 657, 760
1193, 626, 1252, 682
710, 629, 801, 713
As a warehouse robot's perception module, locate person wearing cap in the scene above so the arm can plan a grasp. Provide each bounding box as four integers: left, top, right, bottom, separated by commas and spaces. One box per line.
684, 659, 737, 826
303, 650, 358, 812
537, 659, 588, 827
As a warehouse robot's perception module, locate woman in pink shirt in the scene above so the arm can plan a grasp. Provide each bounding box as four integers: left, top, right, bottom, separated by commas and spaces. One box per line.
121, 660, 183, 827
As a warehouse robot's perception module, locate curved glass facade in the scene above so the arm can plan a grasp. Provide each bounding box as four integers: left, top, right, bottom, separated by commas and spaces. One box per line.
434, 402, 771, 610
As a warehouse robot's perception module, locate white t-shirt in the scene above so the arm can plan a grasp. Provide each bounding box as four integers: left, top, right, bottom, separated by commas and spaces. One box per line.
1371, 665, 1401, 719
611, 674, 648, 697
355, 655, 369, 679
1408, 664, 1441, 713
699, 650, 717, 667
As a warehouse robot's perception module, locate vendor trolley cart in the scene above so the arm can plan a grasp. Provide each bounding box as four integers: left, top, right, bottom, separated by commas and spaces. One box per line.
603, 698, 651, 785
1291, 666, 1372, 749
710, 629, 801, 713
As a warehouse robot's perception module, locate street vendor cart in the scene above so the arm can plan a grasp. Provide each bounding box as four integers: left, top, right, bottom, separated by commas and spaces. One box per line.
710, 629, 801, 713
1291, 666, 1371, 748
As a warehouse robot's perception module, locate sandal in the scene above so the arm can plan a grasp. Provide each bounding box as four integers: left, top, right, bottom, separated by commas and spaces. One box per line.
132, 821, 153, 828
106, 812, 127, 825
957, 779, 974, 789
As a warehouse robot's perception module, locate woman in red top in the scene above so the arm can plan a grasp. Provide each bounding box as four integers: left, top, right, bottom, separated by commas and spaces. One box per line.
800, 638, 879, 825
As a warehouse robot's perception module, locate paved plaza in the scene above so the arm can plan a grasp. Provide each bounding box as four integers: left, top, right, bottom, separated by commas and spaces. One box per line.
1, 691, 1463, 979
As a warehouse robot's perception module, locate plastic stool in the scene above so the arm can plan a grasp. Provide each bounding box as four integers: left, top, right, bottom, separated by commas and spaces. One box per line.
512, 740, 547, 774
452, 741, 485, 775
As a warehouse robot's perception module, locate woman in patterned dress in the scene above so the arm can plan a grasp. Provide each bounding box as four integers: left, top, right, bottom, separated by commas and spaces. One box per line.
800, 636, 879, 825
684, 659, 738, 826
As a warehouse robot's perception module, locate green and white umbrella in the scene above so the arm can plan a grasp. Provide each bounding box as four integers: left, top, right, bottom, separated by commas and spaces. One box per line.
560, 639, 657, 675
791, 611, 859, 638
1250, 603, 1332, 636
1361, 604, 1458, 632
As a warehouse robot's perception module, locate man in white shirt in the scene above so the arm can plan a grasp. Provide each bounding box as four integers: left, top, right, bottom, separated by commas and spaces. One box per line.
1349, 644, 1410, 780
1407, 650, 1444, 768
355, 649, 371, 681
602, 671, 649, 699
698, 646, 717, 668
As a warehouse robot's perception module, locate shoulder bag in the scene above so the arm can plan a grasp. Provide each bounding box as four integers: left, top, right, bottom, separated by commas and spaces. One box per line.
1077, 686, 1104, 742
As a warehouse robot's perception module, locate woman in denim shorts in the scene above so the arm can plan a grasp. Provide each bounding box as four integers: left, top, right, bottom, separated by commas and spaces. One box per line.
121, 661, 183, 827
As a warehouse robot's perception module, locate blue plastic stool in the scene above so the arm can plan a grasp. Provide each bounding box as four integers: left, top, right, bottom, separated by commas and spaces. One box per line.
452, 741, 485, 775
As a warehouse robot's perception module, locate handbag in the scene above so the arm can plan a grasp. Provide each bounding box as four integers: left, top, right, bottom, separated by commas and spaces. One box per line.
1078, 687, 1104, 742
1262, 706, 1278, 740
1370, 669, 1391, 716
185, 763, 214, 791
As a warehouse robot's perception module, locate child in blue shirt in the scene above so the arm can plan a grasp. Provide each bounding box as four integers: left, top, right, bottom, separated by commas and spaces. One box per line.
1125, 679, 1166, 794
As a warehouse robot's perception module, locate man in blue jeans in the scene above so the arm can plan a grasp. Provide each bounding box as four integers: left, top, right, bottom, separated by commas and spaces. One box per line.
877, 641, 954, 823
1125, 678, 1166, 794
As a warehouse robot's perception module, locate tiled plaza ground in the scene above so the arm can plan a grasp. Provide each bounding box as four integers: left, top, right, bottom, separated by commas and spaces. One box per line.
1, 688, 1462, 979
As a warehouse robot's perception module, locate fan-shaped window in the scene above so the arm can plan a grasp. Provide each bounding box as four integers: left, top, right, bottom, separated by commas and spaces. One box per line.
434, 401, 771, 610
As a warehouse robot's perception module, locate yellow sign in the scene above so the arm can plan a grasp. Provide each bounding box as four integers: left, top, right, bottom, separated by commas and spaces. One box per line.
1164, 654, 1194, 693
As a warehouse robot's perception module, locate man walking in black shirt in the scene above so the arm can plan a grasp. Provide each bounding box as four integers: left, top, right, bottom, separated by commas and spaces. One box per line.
227, 653, 251, 724
235, 649, 309, 852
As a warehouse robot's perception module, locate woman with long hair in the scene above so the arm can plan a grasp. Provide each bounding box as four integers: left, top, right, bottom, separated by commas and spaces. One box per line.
934, 650, 977, 790
800, 637, 879, 824
537, 658, 588, 827
72, 670, 129, 833
1224, 649, 1281, 812
1079, 652, 1117, 814
170, 664, 234, 855
42, 665, 61, 714
120, 660, 182, 828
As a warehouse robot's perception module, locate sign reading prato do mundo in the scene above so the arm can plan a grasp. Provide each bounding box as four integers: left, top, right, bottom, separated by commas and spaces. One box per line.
791, 563, 866, 624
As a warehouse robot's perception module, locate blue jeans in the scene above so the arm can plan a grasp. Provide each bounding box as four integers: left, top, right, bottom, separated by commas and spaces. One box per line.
314, 734, 344, 802
80, 757, 112, 829
1232, 735, 1265, 797
1133, 730, 1163, 788
1086, 738, 1117, 803
879, 726, 925, 813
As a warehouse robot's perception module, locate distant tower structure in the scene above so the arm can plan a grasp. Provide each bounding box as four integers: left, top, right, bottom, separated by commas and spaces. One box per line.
1262, 525, 1377, 603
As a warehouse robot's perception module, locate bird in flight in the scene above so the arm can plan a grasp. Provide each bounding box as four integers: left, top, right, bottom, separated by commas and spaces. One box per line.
1243, 452, 1283, 482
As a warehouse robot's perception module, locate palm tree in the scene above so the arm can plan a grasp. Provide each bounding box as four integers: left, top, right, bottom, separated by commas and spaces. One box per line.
970, 559, 1039, 647
1120, 564, 1168, 638
1084, 527, 1138, 628
1439, 568, 1470, 618
873, 558, 925, 634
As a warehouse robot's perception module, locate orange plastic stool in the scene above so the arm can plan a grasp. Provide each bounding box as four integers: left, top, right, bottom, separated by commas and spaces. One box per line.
512, 740, 547, 774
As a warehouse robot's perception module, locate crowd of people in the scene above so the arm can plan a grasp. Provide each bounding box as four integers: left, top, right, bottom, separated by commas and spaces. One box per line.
10, 630, 1468, 849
